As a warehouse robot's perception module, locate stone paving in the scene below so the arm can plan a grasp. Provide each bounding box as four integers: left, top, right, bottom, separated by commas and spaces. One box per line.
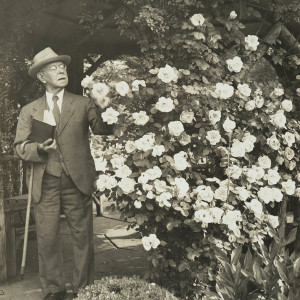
0, 202, 148, 300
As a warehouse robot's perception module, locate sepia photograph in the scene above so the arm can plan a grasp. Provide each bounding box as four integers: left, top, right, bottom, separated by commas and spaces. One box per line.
0, 0, 299, 299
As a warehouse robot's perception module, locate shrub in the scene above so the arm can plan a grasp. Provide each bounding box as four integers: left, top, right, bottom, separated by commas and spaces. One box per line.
75, 276, 179, 300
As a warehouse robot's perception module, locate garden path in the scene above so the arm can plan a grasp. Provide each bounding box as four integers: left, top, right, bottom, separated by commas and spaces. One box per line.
1, 200, 148, 300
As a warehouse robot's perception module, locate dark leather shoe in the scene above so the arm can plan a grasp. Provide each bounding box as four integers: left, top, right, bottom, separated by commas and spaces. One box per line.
43, 289, 67, 300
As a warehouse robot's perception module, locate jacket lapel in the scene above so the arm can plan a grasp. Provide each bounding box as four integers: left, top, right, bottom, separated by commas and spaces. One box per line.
32, 95, 47, 121
57, 90, 75, 136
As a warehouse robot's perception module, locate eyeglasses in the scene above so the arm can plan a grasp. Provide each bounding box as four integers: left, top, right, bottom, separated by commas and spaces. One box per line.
46, 64, 67, 72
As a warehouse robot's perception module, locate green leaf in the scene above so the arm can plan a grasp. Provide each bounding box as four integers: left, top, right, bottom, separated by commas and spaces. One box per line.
275, 259, 289, 284
146, 202, 154, 210
178, 261, 189, 272
231, 246, 242, 265
278, 293, 288, 300
283, 227, 297, 246
252, 261, 263, 284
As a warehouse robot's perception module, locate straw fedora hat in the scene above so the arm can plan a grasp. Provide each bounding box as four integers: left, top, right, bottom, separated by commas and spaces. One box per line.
28, 47, 71, 78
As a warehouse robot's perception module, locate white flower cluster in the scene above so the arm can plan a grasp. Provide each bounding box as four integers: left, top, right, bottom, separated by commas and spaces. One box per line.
142, 234, 160, 251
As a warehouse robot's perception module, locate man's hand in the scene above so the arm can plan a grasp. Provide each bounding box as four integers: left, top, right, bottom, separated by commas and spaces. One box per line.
38, 138, 57, 153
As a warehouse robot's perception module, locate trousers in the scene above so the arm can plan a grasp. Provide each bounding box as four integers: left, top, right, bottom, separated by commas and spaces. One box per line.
34, 171, 94, 295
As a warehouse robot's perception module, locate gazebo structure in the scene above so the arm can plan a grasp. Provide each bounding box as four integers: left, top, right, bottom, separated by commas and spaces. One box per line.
23, 0, 139, 93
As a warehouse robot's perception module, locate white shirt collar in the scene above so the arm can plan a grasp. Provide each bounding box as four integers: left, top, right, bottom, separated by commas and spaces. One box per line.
45, 89, 64, 112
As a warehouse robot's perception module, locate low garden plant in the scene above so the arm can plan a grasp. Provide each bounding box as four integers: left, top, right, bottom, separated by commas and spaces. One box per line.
75, 276, 179, 300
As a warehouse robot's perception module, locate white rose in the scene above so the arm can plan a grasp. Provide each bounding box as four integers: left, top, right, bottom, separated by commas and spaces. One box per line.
91, 82, 110, 107
267, 135, 280, 151
180, 110, 194, 123
94, 156, 108, 172
138, 173, 149, 185
209, 207, 224, 223
246, 168, 258, 183
222, 210, 242, 230
282, 179, 296, 195
179, 132, 191, 146
142, 234, 160, 251
81, 75, 93, 88
155, 97, 175, 112
283, 132, 295, 147
254, 166, 265, 180
288, 161, 296, 171
209, 110, 222, 124
272, 87, 284, 97
118, 178, 136, 194
281, 99, 293, 112
214, 186, 228, 201
132, 111, 149, 125
223, 117, 236, 133
267, 215, 279, 228
206, 130, 221, 145
229, 11, 237, 20
215, 83, 234, 99
110, 155, 126, 169
152, 145, 165, 157
135, 133, 156, 151
245, 35, 260, 51
190, 13, 205, 26
258, 187, 274, 204
115, 165, 132, 178
146, 166, 162, 180
254, 95, 264, 108
157, 64, 178, 83
154, 179, 168, 193
258, 156, 272, 169
194, 208, 213, 224
235, 187, 250, 201
101, 107, 120, 124
246, 199, 263, 218
174, 177, 189, 197
125, 141, 136, 153
284, 147, 295, 161
276, 156, 285, 165
245, 100, 256, 111
237, 83, 251, 97
132, 79, 146, 92
272, 188, 283, 202
226, 165, 242, 179
270, 110, 286, 128
265, 169, 281, 185
174, 151, 189, 171
115, 81, 130, 96
231, 139, 246, 158
96, 174, 117, 191
226, 56, 243, 73
196, 185, 214, 202
168, 121, 185, 136
156, 192, 172, 207
134, 200, 142, 209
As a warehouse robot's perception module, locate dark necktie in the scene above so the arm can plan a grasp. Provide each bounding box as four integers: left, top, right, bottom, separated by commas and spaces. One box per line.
52, 95, 60, 125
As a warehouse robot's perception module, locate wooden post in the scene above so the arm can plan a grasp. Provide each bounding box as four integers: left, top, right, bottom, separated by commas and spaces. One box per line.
5, 212, 16, 277
0, 154, 7, 281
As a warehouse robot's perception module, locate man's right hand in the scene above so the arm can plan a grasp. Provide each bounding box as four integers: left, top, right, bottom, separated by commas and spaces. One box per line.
38, 138, 57, 153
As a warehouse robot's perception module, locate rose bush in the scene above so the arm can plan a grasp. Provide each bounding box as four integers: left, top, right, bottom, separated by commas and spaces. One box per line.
84, 1, 300, 298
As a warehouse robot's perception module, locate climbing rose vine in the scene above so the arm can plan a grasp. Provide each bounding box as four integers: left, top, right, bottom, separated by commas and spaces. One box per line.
83, 3, 300, 299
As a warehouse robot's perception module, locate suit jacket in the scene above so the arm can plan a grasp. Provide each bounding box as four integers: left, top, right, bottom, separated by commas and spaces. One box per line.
14, 90, 112, 203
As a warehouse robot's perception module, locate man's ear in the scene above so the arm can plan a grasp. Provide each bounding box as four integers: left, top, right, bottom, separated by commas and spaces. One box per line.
37, 72, 46, 84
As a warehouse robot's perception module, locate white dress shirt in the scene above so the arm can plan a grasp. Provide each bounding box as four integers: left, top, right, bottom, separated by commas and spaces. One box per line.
46, 89, 64, 113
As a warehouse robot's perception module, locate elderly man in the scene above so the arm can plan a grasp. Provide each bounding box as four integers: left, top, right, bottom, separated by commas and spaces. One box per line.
14, 47, 112, 300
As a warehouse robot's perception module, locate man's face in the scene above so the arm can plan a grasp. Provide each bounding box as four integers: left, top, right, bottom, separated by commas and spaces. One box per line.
39, 61, 68, 90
